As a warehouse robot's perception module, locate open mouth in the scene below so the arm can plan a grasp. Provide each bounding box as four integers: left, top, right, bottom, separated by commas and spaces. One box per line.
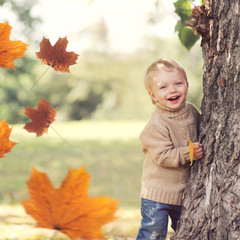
168, 96, 180, 102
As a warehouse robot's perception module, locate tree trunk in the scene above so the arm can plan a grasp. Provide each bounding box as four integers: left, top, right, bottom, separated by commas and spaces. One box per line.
172, 0, 240, 239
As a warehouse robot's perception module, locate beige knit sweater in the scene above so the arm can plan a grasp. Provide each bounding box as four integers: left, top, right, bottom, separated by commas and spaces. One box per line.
139, 103, 200, 206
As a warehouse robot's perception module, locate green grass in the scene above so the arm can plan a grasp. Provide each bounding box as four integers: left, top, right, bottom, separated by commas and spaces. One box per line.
1, 120, 145, 207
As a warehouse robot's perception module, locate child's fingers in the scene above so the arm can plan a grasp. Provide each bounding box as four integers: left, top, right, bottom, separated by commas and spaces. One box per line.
193, 142, 202, 149
196, 149, 203, 156
193, 142, 203, 160
194, 147, 203, 160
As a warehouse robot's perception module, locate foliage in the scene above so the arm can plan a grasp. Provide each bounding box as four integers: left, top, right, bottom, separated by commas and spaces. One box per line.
24, 99, 57, 137
0, 0, 41, 41
0, 56, 40, 123
184, 136, 194, 166
36, 37, 79, 73
0, 0, 42, 123
0, 22, 28, 69
174, 0, 200, 50
0, 119, 17, 157
22, 166, 118, 240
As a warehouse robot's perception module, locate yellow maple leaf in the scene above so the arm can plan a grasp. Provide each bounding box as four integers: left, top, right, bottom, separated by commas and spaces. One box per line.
0, 22, 28, 69
0, 119, 17, 158
184, 136, 194, 166
21, 166, 118, 240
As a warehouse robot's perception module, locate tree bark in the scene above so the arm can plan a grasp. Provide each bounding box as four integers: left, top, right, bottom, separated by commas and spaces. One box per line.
172, 0, 240, 239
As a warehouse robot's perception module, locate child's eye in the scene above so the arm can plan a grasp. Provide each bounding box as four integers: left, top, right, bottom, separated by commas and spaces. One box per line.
176, 82, 183, 86
160, 86, 167, 90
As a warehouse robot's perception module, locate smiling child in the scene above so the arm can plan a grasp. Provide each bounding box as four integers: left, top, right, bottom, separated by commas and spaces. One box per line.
136, 58, 203, 240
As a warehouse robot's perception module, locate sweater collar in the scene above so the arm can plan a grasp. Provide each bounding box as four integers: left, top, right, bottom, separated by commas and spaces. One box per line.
155, 101, 188, 118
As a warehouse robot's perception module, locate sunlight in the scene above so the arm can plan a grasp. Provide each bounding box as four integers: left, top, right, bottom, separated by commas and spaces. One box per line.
32, 0, 177, 53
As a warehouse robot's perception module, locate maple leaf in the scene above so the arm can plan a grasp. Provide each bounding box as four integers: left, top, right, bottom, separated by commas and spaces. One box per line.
21, 167, 118, 240
184, 136, 194, 166
36, 37, 79, 73
0, 22, 28, 69
24, 99, 57, 137
0, 119, 17, 158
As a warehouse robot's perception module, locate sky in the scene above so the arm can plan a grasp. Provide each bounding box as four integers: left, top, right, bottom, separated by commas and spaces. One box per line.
30, 0, 179, 53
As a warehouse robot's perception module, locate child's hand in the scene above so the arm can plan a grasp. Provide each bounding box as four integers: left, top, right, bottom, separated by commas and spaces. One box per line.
193, 142, 203, 160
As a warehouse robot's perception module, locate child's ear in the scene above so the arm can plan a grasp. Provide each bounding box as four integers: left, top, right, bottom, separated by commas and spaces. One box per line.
148, 91, 157, 102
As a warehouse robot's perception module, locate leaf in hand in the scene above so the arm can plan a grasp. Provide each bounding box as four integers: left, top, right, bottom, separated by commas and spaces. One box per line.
0, 22, 28, 69
21, 167, 118, 240
24, 99, 57, 137
36, 37, 79, 73
184, 136, 194, 166
0, 119, 17, 158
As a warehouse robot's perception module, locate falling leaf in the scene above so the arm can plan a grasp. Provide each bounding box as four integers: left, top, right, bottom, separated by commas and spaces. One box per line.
0, 22, 28, 69
36, 37, 79, 73
0, 119, 17, 158
184, 135, 194, 166
22, 167, 118, 240
24, 99, 57, 137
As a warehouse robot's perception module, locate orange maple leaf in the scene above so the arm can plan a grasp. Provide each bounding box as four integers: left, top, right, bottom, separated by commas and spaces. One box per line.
36, 37, 79, 73
0, 119, 17, 158
22, 167, 118, 240
0, 22, 28, 69
24, 99, 57, 137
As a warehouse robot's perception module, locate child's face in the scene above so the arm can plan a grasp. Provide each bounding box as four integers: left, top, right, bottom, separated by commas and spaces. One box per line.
149, 68, 188, 110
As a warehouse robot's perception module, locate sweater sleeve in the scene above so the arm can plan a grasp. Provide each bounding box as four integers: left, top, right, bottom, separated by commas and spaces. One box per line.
140, 123, 190, 168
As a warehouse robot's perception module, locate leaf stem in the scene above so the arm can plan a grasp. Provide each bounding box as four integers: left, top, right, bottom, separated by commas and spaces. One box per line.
31, 65, 50, 91
50, 125, 70, 145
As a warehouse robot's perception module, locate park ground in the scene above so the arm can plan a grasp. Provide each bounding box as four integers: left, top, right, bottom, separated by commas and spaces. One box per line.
0, 120, 174, 239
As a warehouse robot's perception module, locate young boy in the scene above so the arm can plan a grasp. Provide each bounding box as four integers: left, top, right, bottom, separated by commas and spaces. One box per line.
136, 58, 203, 240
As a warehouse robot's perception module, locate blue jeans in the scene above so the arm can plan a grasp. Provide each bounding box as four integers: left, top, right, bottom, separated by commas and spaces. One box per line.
136, 198, 182, 240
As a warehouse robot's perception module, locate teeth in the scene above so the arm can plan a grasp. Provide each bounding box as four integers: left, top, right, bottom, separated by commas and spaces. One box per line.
169, 96, 179, 100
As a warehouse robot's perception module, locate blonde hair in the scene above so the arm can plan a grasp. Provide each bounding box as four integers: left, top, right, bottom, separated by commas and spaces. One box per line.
144, 58, 188, 105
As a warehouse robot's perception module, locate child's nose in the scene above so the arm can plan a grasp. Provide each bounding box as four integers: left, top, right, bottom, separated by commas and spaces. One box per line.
169, 85, 177, 92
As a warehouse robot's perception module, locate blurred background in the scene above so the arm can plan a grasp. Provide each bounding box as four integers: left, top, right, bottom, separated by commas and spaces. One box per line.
0, 0, 203, 239
0, 0, 203, 123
